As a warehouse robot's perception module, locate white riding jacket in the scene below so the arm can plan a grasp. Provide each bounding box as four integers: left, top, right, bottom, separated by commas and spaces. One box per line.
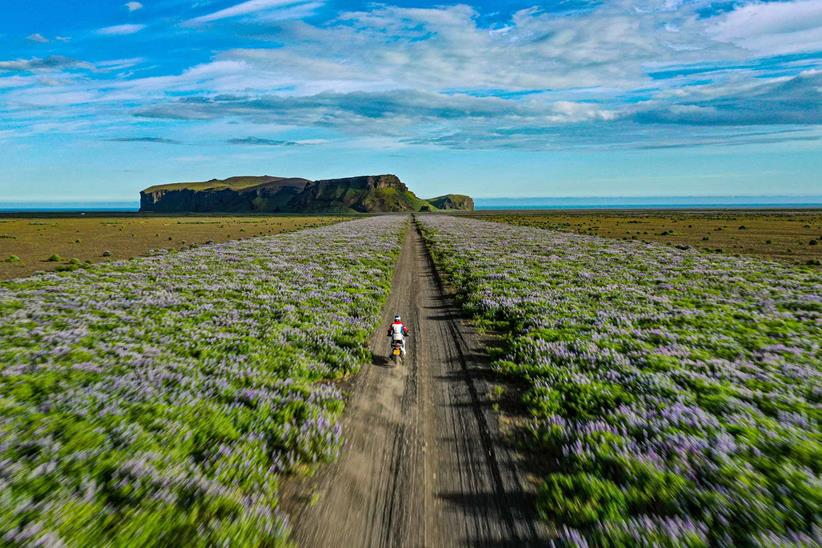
390, 322, 406, 341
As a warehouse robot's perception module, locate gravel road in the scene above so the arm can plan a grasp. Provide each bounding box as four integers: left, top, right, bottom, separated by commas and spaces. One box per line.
284, 220, 549, 547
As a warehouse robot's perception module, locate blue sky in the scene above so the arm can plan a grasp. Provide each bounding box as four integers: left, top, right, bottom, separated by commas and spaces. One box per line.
1, 0, 821, 200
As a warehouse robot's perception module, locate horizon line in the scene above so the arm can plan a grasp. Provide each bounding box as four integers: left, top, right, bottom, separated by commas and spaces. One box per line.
3, 194, 822, 204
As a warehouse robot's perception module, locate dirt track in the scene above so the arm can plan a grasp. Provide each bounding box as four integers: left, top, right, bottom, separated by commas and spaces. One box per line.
284, 220, 549, 547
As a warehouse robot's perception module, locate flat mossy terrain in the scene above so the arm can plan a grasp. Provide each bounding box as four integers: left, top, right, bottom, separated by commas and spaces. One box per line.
467, 210, 822, 265
143, 176, 289, 193
0, 215, 344, 279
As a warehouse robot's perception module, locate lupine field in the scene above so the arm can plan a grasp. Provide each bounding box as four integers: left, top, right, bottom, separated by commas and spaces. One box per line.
0, 215, 345, 280
0, 216, 404, 545
418, 215, 821, 546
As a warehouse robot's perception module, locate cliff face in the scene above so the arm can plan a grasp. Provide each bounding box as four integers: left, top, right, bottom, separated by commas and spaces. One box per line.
287, 175, 424, 212
140, 174, 474, 213
139, 177, 311, 213
427, 194, 475, 211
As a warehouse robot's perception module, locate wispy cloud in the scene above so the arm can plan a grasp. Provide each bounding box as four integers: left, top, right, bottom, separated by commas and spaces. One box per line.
228, 137, 299, 146
96, 58, 144, 71
188, 0, 317, 24
26, 33, 49, 43
227, 136, 323, 146
125, 1, 143, 12
633, 71, 822, 126
132, 67, 822, 151
635, 133, 822, 150
107, 136, 181, 144
136, 89, 619, 141
97, 24, 145, 36
255, 1, 323, 22
0, 56, 91, 72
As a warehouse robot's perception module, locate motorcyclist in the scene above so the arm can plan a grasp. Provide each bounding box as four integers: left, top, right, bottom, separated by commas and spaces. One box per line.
387, 315, 409, 357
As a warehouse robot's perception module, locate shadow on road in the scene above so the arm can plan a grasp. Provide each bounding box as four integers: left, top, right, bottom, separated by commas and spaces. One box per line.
371, 352, 399, 368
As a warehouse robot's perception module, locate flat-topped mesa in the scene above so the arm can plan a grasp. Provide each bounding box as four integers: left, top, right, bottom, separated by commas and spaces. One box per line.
140, 176, 312, 213
139, 173, 474, 213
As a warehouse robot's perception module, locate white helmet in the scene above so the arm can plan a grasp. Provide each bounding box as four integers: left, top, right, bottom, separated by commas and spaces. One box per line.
394, 315, 401, 321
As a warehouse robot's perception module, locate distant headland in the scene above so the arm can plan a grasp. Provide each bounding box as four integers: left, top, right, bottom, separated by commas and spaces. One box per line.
139, 174, 474, 214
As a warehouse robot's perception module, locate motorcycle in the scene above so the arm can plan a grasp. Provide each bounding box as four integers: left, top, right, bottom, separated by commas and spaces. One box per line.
390, 340, 404, 367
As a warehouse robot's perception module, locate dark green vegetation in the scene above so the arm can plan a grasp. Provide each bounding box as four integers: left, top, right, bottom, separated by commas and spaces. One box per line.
467, 209, 822, 265
419, 215, 821, 546
141, 174, 473, 214
0, 215, 343, 280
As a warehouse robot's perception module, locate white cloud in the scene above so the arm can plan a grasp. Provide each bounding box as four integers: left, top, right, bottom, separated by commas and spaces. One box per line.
133, 88, 621, 137
0, 56, 92, 72
254, 1, 322, 22
125, 2, 143, 12
188, 0, 313, 24
5, 1, 822, 152
27, 33, 49, 43
214, 3, 733, 95
0, 75, 35, 89
96, 58, 145, 71
97, 24, 145, 36
709, 0, 822, 54
549, 101, 618, 123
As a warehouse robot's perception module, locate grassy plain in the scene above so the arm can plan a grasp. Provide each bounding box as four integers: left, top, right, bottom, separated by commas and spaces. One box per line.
0, 215, 345, 279
468, 210, 822, 265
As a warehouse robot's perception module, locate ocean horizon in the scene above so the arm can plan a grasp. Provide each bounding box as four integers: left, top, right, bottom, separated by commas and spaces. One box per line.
1, 196, 821, 213
473, 195, 822, 210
